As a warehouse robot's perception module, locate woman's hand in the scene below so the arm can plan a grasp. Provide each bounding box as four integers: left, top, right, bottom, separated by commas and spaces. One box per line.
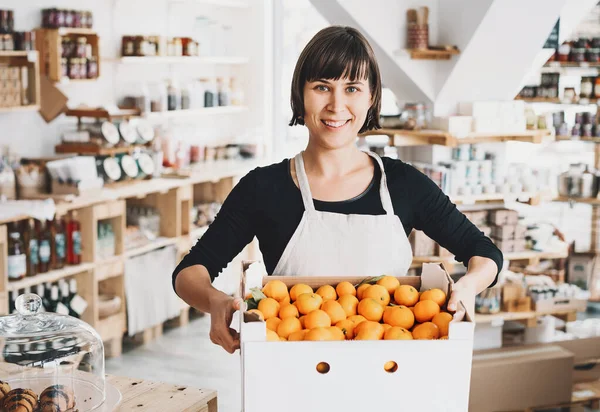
209, 294, 243, 354
447, 277, 477, 322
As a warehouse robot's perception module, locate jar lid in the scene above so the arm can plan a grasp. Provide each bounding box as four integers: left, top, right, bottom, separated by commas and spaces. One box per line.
120, 155, 139, 178
137, 153, 155, 175
103, 157, 122, 181
0, 294, 97, 338
101, 121, 120, 145
118, 120, 137, 144
135, 120, 154, 143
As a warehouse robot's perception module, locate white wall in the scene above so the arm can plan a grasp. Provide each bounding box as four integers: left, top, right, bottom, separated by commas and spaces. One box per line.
0, 0, 271, 158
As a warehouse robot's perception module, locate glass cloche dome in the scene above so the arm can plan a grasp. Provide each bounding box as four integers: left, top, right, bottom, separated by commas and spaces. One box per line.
0, 293, 106, 411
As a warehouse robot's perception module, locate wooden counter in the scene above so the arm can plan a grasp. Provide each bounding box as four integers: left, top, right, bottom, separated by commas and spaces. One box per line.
107, 375, 218, 412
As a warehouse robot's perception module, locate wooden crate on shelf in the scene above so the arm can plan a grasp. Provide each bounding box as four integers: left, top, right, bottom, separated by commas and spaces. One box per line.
78, 200, 125, 263
95, 261, 127, 358
35, 28, 100, 83
0, 51, 41, 111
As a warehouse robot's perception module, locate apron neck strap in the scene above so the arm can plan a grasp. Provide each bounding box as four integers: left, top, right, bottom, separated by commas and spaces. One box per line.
294, 152, 316, 212
294, 150, 395, 215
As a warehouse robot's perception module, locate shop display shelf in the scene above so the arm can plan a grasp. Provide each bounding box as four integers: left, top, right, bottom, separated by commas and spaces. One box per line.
0, 105, 40, 113
6, 262, 95, 292
0, 50, 41, 110
143, 105, 248, 120
124, 236, 179, 258
475, 306, 582, 325
412, 250, 569, 266
516, 96, 599, 105
35, 28, 100, 83
554, 196, 600, 205
555, 136, 600, 143
362, 128, 551, 147
168, 0, 249, 7
451, 192, 540, 205
55, 142, 142, 156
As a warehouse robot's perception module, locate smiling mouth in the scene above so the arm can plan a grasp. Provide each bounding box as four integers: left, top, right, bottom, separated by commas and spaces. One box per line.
321, 119, 350, 128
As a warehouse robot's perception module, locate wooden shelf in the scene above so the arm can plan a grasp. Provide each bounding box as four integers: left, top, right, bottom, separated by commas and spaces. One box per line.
56, 28, 97, 36
544, 61, 600, 68
119, 56, 249, 65
555, 135, 600, 143
7, 262, 95, 292
412, 250, 568, 266
64, 107, 141, 120
554, 196, 600, 205
361, 129, 551, 147
405, 48, 460, 60
451, 192, 539, 205
57, 77, 99, 85
516, 96, 599, 105
0, 105, 40, 113
475, 307, 582, 324
0, 51, 34, 58
143, 105, 248, 120
124, 237, 179, 258
55, 142, 141, 156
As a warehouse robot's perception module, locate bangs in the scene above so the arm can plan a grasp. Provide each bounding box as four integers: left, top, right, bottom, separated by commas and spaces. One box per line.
303, 36, 370, 83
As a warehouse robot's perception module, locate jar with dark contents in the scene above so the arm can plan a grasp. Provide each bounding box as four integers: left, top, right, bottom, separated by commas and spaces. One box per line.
61, 58, 68, 78
73, 10, 82, 28
79, 58, 87, 79
56, 9, 66, 28
571, 48, 586, 63
65, 10, 74, 28
87, 57, 98, 78
575, 38, 589, 49
581, 77, 594, 98
76, 37, 87, 58
587, 48, 600, 63
68, 58, 80, 79
86, 11, 93, 29
0, 10, 10, 34
583, 123, 593, 137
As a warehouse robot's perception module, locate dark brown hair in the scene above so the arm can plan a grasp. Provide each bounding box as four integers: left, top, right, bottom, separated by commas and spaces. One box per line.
289, 26, 382, 134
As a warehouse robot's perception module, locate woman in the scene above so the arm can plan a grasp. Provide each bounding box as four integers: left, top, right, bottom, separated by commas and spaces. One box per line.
173, 26, 503, 353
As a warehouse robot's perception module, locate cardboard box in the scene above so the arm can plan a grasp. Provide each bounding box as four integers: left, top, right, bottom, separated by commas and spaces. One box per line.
489, 208, 519, 226
240, 262, 475, 412
568, 253, 596, 290
503, 296, 532, 312
492, 224, 516, 240
463, 210, 489, 227
433, 116, 473, 138
469, 345, 574, 412
409, 230, 436, 257
503, 283, 526, 302
554, 337, 600, 383
532, 297, 587, 312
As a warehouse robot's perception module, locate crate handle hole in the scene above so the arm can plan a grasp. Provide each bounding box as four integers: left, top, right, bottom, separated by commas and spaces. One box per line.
316, 362, 330, 374
384, 361, 398, 373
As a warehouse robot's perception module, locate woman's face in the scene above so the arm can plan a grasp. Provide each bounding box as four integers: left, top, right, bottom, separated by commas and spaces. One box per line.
302, 76, 372, 150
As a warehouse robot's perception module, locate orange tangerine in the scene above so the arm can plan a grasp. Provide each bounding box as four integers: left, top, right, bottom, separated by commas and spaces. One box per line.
357, 298, 384, 322
394, 285, 419, 306
321, 300, 347, 324
377, 276, 400, 296
257, 298, 280, 320
262, 280, 289, 302
335, 281, 356, 297
295, 293, 323, 315
316, 285, 337, 302
289, 284, 313, 301
304, 309, 331, 329
362, 284, 390, 306
338, 295, 359, 317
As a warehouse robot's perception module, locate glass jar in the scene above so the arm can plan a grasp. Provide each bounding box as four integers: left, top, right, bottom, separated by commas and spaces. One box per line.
558, 42, 571, 62
87, 57, 98, 79
0, 293, 121, 411
587, 48, 600, 63
56, 9, 66, 28
581, 77, 593, 98
122, 36, 134, 57
68, 58, 80, 79
76, 37, 87, 58
571, 48, 587, 63
86, 11, 93, 29
79, 58, 88, 79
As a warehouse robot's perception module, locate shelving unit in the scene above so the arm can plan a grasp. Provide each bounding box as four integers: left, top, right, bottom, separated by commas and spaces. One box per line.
35, 28, 101, 83
167, 0, 249, 7
405, 48, 460, 60
361, 129, 551, 147
0, 51, 41, 111
451, 192, 541, 205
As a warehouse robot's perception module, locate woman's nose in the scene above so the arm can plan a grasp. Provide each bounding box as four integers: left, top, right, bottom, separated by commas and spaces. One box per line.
327, 90, 347, 113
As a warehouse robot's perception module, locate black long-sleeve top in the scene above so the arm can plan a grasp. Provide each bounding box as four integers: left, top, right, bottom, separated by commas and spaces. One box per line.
172, 156, 503, 288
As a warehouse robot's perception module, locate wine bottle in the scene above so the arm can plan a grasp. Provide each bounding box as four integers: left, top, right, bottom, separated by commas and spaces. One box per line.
37, 219, 52, 274
67, 278, 88, 318
52, 217, 67, 270
67, 211, 82, 265
7, 223, 26, 281
22, 219, 38, 277
35, 284, 46, 312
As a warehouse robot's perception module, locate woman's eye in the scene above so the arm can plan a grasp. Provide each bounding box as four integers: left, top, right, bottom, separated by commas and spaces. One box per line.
316, 85, 329, 92
347, 86, 358, 93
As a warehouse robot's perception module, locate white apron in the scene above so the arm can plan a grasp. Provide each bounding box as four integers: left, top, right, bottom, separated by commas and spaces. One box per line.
272, 150, 413, 277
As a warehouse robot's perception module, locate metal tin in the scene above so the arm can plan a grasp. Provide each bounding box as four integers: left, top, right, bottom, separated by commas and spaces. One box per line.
119, 154, 139, 179
117, 120, 137, 144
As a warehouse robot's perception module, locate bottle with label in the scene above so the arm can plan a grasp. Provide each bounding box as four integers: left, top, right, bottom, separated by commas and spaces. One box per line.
36, 284, 47, 312
68, 278, 88, 318
67, 211, 82, 265
52, 217, 67, 270
21, 219, 39, 277
8, 291, 16, 314
7, 223, 26, 281
48, 285, 60, 313
37, 219, 52, 273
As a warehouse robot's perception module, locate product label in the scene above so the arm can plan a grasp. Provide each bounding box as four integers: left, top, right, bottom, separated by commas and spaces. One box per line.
72, 231, 82, 255
55, 233, 66, 259
39, 240, 51, 263
29, 239, 39, 265
70, 295, 88, 316
56, 302, 70, 316
7, 255, 26, 279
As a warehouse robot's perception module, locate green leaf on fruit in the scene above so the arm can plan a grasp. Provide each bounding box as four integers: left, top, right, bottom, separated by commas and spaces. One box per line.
354, 275, 386, 287
250, 287, 267, 301
245, 297, 258, 310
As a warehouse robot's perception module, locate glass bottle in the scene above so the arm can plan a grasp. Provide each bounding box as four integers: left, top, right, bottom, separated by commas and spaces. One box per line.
53, 217, 67, 270
37, 219, 52, 273
7, 223, 26, 281
67, 210, 82, 265
21, 218, 39, 277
